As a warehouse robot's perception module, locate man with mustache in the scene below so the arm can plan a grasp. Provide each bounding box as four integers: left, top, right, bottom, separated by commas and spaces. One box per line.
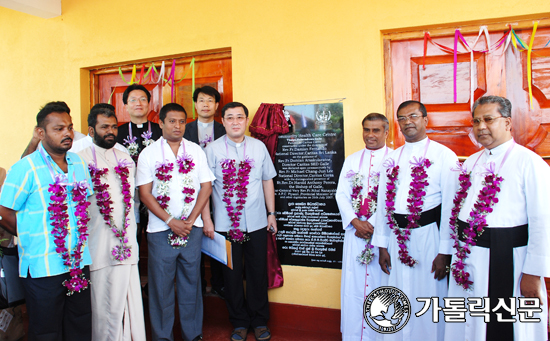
444, 96, 550, 341
137, 103, 214, 341
336, 113, 391, 340
70, 104, 129, 154
372, 100, 458, 341
0, 101, 94, 340
183, 86, 226, 298
78, 105, 146, 340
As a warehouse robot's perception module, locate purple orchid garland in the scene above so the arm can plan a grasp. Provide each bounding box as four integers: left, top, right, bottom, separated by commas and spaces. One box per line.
48, 175, 91, 295
166, 154, 196, 248
384, 157, 432, 267
449, 161, 503, 290
221, 157, 253, 243
88, 159, 133, 262
141, 130, 154, 147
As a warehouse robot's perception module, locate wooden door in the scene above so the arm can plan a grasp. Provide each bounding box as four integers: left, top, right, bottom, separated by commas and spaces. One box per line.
91, 50, 232, 126
386, 26, 550, 162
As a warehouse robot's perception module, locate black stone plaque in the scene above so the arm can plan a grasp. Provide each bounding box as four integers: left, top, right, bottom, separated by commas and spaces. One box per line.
274, 103, 345, 269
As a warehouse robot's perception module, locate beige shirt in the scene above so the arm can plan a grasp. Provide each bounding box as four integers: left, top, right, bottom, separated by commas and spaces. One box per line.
78, 145, 139, 271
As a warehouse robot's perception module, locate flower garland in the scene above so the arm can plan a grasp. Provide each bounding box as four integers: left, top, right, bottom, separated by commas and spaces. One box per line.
141, 130, 154, 147
449, 161, 504, 290
346, 170, 379, 265
123, 136, 139, 162
384, 154, 432, 267
200, 134, 213, 148
48, 174, 91, 295
124, 122, 154, 162
155, 139, 197, 248
221, 157, 253, 243
88, 149, 133, 262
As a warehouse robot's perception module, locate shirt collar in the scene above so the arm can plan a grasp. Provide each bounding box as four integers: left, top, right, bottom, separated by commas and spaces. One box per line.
484, 138, 514, 157
366, 145, 387, 155
39, 142, 73, 166
404, 136, 429, 148
225, 135, 246, 148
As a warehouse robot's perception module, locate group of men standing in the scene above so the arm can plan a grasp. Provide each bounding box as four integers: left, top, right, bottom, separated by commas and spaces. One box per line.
337, 96, 550, 341
0, 84, 276, 341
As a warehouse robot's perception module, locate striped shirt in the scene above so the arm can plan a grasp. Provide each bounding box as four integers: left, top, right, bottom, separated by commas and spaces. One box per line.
0, 143, 93, 278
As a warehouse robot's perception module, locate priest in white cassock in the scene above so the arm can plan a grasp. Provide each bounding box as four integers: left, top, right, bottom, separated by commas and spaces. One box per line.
336, 113, 391, 341
371, 100, 458, 341
444, 96, 550, 341
77, 105, 146, 340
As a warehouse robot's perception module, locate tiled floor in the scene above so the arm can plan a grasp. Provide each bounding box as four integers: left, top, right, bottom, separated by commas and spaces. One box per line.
17, 288, 341, 341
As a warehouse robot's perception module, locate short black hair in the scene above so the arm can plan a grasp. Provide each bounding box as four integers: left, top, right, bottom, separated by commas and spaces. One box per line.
221, 102, 248, 118
193, 86, 221, 103
362, 113, 389, 131
88, 103, 117, 128
122, 84, 151, 105
396, 100, 427, 117
472, 96, 512, 118
36, 101, 71, 128
159, 103, 187, 122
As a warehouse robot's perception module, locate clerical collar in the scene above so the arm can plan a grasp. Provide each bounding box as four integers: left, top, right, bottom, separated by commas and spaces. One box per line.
226, 136, 246, 147
403, 136, 429, 149
93, 143, 116, 154
198, 121, 213, 128
366, 145, 387, 153
485, 138, 514, 157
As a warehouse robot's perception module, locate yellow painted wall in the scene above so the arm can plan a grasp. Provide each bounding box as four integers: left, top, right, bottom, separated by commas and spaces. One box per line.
1, 0, 549, 309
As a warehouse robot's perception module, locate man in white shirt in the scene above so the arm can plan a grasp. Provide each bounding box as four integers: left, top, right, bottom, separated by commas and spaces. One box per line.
136, 103, 215, 341
444, 96, 550, 341
77, 105, 146, 341
372, 100, 458, 341
336, 113, 391, 341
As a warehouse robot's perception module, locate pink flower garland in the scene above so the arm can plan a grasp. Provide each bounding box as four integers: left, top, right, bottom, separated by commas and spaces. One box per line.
166, 154, 196, 248
221, 157, 253, 243
384, 157, 432, 267
449, 162, 503, 290
48, 175, 91, 295
88, 158, 133, 262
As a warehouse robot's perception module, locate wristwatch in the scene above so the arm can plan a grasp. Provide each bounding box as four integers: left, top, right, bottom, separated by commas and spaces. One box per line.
267, 212, 276, 217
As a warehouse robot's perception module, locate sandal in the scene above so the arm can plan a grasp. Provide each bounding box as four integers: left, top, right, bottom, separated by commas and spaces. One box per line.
231, 327, 248, 341
253, 326, 271, 341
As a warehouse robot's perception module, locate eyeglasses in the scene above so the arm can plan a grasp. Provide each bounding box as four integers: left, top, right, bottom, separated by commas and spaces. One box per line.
397, 114, 423, 122
128, 97, 148, 104
224, 116, 247, 123
471, 116, 504, 126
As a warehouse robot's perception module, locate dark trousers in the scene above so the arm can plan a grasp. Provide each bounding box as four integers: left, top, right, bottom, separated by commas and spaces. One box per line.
21, 266, 92, 341
201, 255, 225, 292
223, 228, 269, 329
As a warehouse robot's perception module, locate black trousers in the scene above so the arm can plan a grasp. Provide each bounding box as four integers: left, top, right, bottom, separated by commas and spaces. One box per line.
21, 266, 92, 341
222, 228, 269, 329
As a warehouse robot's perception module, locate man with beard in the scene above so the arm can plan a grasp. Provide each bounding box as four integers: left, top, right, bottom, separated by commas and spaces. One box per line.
70, 104, 129, 154
372, 100, 458, 341
336, 113, 391, 340
0, 101, 94, 340
78, 105, 146, 340
444, 96, 550, 341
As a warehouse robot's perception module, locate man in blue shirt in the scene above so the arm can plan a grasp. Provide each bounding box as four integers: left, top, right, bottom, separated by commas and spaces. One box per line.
0, 102, 93, 341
